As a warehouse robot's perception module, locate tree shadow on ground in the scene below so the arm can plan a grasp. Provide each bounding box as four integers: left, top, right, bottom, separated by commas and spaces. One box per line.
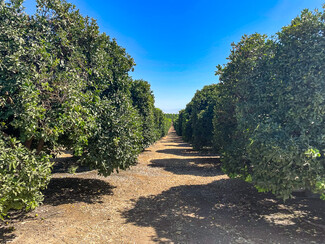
160, 138, 184, 144
160, 130, 218, 155
0, 177, 115, 242
122, 179, 325, 244
164, 143, 190, 148
156, 148, 219, 157
51, 156, 92, 174
0, 210, 35, 243
149, 158, 222, 177
160, 132, 184, 144
0, 225, 15, 244
42, 177, 115, 206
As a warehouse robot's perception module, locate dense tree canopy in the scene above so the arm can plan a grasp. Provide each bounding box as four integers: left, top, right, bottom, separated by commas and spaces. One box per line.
214, 34, 270, 181
174, 84, 219, 150
176, 7, 325, 200
154, 107, 171, 139
0, 0, 171, 217
130, 79, 156, 148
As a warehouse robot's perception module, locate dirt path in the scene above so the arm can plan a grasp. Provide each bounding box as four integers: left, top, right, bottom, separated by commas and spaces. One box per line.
1, 127, 325, 243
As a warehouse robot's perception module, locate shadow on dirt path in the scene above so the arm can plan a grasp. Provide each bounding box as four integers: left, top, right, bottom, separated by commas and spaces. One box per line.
0, 210, 35, 243
0, 226, 15, 243
0, 178, 115, 243
123, 178, 325, 243
43, 177, 115, 206
2, 127, 325, 244
149, 158, 222, 177
123, 128, 325, 244
150, 129, 222, 177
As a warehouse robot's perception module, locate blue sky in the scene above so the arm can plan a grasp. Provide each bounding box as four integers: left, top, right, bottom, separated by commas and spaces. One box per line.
23, 0, 324, 113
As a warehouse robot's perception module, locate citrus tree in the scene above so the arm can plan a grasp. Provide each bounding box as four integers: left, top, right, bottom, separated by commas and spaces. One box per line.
0, 0, 167, 217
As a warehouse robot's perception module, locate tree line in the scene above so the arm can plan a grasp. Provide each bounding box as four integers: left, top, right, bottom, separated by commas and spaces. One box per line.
0, 0, 171, 218
175, 6, 325, 200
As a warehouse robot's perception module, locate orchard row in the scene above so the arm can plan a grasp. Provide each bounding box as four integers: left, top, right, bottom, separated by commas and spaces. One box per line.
175, 7, 325, 200
0, 0, 171, 217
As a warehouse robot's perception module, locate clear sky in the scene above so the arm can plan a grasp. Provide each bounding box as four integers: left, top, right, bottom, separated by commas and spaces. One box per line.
23, 0, 324, 113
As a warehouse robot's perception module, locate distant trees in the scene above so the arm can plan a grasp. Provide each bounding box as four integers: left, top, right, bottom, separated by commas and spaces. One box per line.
130, 79, 156, 148
175, 84, 219, 150
176, 7, 325, 200
0, 0, 171, 217
129, 79, 171, 148
164, 113, 178, 121
154, 107, 171, 139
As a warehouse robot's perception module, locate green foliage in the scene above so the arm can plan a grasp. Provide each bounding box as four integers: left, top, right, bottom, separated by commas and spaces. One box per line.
176, 105, 193, 142
240, 9, 325, 199
68, 165, 79, 174
0, 0, 166, 216
175, 84, 220, 150
179, 7, 325, 200
164, 113, 178, 121
129, 79, 171, 147
191, 84, 219, 150
0, 0, 96, 154
154, 108, 171, 139
0, 134, 52, 219
174, 109, 184, 136
130, 79, 156, 148
215, 33, 270, 180
220, 9, 325, 199
81, 93, 142, 176
0, 0, 54, 218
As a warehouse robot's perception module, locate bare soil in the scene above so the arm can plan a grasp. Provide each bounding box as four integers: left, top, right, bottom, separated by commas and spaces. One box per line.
1, 127, 325, 243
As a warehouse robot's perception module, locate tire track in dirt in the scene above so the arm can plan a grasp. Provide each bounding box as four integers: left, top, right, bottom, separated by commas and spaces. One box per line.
3, 127, 325, 243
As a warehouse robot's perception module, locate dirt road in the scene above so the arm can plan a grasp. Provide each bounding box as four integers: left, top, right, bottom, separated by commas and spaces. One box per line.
1, 127, 325, 243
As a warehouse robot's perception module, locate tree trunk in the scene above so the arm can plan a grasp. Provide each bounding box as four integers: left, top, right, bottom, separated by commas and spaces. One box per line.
24, 137, 34, 150
36, 139, 45, 154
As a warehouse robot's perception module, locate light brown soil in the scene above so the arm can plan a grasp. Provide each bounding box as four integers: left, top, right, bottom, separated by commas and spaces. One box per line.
1, 127, 325, 243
